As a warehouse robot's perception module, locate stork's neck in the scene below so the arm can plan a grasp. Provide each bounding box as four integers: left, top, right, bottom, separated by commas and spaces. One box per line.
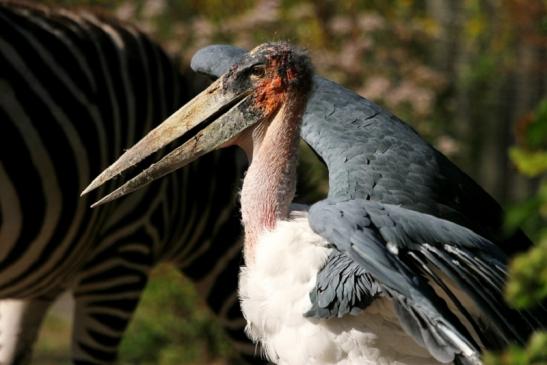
240, 95, 306, 263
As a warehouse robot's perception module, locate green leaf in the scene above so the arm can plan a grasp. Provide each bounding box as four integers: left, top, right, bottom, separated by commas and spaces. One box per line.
505, 236, 547, 309
484, 331, 547, 365
509, 148, 547, 177
504, 196, 542, 235
526, 99, 547, 149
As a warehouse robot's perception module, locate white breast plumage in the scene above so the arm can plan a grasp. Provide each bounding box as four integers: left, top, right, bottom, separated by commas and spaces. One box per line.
239, 211, 443, 365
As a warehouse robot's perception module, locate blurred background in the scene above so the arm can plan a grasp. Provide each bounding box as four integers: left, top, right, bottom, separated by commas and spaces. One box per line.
33, 0, 546, 364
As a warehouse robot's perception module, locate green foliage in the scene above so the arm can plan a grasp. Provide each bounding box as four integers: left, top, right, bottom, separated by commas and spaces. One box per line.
484, 332, 547, 365
510, 148, 547, 177
488, 99, 547, 364
506, 100, 547, 232
525, 100, 547, 150
504, 183, 546, 239
505, 235, 547, 308
118, 264, 238, 365
505, 100, 547, 240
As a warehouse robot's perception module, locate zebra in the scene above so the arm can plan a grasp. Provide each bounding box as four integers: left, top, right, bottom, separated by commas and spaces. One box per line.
0, 2, 256, 364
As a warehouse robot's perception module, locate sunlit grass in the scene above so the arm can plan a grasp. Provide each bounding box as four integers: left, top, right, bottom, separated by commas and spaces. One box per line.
34, 296, 71, 365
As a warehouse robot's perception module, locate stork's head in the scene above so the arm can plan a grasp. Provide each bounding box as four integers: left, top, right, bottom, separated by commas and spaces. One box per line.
225, 42, 312, 117
82, 42, 313, 206
212, 42, 313, 157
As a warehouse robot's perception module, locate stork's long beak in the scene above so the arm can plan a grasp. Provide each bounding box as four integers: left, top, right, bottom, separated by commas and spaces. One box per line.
81, 76, 255, 207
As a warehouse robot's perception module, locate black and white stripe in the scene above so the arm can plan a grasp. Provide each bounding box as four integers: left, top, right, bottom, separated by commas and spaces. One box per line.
0, 2, 255, 364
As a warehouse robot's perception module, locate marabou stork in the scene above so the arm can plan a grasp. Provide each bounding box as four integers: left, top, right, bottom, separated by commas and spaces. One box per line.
83, 43, 544, 365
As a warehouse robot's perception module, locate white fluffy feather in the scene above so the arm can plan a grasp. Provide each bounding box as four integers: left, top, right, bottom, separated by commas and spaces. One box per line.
239, 212, 444, 365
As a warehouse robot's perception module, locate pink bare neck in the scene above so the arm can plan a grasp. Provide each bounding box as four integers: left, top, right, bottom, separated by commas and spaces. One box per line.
239, 95, 306, 263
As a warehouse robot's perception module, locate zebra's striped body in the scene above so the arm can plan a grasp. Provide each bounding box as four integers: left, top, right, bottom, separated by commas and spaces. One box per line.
0, 2, 252, 363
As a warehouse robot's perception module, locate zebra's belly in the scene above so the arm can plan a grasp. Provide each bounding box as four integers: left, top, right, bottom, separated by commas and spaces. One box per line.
0, 223, 93, 299
0, 183, 154, 299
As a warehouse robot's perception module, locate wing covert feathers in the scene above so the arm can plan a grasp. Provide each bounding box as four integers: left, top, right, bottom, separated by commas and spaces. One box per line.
309, 199, 543, 362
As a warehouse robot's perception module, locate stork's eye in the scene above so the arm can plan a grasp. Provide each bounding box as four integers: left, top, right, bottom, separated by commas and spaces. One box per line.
250, 64, 266, 79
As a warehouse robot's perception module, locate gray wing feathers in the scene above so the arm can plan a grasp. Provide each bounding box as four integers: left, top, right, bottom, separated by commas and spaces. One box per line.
305, 251, 382, 319
364, 201, 538, 343
391, 291, 481, 365
309, 199, 484, 363
309, 199, 543, 347
360, 201, 505, 257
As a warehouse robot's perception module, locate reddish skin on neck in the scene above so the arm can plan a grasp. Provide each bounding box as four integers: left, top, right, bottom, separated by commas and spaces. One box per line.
234, 61, 309, 264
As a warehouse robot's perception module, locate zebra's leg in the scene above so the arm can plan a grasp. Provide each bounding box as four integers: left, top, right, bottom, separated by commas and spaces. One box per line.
71, 267, 149, 365
0, 298, 55, 365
